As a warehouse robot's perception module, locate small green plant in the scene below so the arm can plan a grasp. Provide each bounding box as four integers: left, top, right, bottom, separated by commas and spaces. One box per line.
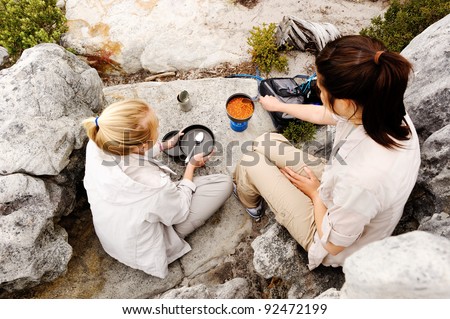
247, 22, 290, 77
282, 121, 316, 144
0, 0, 68, 63
360, 0, 450, 52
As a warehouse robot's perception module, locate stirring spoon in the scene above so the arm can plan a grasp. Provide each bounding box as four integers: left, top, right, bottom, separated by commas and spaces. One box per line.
185, 132, 204, 164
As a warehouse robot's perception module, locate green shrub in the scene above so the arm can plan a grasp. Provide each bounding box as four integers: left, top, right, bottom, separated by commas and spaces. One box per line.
282, 121, 316, 144
247, 22, 290, 77
0, 0, 68, 63
360, 0, 450, 52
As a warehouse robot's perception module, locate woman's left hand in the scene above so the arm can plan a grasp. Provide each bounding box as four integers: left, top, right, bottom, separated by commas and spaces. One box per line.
280, 166, 320, 200
161, 131, 184, 150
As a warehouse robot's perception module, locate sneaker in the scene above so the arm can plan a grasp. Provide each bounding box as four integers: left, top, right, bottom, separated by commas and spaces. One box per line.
245, 200, 265, 220
233, 182, 265, 220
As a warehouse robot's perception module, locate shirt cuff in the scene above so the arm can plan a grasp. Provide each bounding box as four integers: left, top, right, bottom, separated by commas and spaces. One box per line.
179, 179, 197, 192
149, 142, 162, 158
320, 213, 360, 247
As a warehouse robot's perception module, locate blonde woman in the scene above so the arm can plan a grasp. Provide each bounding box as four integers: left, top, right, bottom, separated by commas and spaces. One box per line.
83, 99, 232, 278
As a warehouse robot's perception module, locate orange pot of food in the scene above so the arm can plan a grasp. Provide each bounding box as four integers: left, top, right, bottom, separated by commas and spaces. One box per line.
226, 94, 255, 132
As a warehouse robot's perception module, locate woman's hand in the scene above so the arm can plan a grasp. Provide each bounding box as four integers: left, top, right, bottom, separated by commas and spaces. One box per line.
259, 95, 285, 112
161, 131, 184, 150
187, 152, 212, 168
280, 166, 320, 200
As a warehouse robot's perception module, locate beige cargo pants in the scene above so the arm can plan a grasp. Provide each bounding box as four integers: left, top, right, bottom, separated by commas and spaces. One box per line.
233, 132, 325, 251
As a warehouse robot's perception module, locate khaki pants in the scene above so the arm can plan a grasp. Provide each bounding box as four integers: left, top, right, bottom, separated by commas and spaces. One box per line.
175, 174, 233, 238
233, 133, 325, 250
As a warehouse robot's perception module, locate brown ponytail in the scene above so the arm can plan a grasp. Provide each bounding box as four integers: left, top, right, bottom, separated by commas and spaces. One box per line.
316, 35, 413, 148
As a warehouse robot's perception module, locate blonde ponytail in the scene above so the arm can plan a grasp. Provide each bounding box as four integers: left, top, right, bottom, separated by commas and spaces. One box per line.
82, 116, 100, 141
82, 99, 159, 155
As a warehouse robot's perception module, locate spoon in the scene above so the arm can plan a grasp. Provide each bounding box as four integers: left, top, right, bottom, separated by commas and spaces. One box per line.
184, 131, 204, 164
243, 93, 260, 104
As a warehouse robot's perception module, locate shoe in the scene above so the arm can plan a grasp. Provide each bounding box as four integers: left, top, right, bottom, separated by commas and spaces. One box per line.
233, 182, 265, 220
245, 200, 265, 220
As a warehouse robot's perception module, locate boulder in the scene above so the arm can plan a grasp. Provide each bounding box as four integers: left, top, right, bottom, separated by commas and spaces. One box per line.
96, 258, 185, 299
56, 0, 66, 9
340, 231, 450, 298
251, 223, 301, 280
62, 0, 386, 74
403, 14, 450, 144
0, 43, 103, 176
400, 15, 450, 226
63, 0, 248, 74
0, 44, 103, 291
419, 212, 450, 240
251, 222, 345, 298
314, 288, 340, 299
160, 278, 249, 299
0, 174, 72, 292
418, 125, 450, 216
0, 46, 8, 68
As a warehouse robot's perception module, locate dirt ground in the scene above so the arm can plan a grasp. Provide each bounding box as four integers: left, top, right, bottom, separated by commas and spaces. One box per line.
99, 61, 258, 87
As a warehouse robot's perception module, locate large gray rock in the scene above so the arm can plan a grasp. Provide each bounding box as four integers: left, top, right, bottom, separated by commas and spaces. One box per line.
314, 288, 340, 299
0, 174, 72, 291
103, 77, 272, 176
103, 77, 268, 271
0, 46, 8, 68
0, 43, 103, 175
62, 0, 386, 74
251, 222, 344, 298
419, 212, 450, 239
403, 14, 450, 144
160, 278, 249, 299
97, 259, 184, 299
100, 78, 337, 298
341, 231, 450, 298
251, 223, 301, 280
418, 125, 450, 215
400, 15, 450, 227
0, 44, 103, 291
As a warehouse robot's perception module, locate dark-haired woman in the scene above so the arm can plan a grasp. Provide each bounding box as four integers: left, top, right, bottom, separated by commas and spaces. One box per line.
233, 35, 420, 269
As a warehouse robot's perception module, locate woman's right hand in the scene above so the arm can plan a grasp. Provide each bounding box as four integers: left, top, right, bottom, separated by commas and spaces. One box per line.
183, 152, 213, 181
187, 152, 211, 168
259, 95, 285, 112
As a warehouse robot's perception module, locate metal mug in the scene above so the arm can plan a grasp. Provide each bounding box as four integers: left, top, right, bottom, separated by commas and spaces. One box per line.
177, 90, 193, 112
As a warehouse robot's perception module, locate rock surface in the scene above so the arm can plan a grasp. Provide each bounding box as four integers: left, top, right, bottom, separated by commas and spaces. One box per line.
0, 44, 103, 291
62, 0, 387, 74
0, 75, 339, 298
251, 223, 300, 280
160, 278, 249, 299
340, 231, 450, 298
0, 174, 72, 291
2, 7, 450, 300
0, 46, 8, 68
251, 222, 345, 299
419, 212, 450, 239
0, 44, 104, 176
403, 14, 450, 144
401, 14, 450, 228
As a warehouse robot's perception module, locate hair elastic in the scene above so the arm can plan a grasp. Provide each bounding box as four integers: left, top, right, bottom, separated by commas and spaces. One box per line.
374, 51, 385, 65
94, 117, 99, 128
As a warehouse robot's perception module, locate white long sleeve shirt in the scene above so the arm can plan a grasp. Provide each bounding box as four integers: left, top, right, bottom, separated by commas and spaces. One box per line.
308, 114, 421, 269
83, 141, 195, 278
